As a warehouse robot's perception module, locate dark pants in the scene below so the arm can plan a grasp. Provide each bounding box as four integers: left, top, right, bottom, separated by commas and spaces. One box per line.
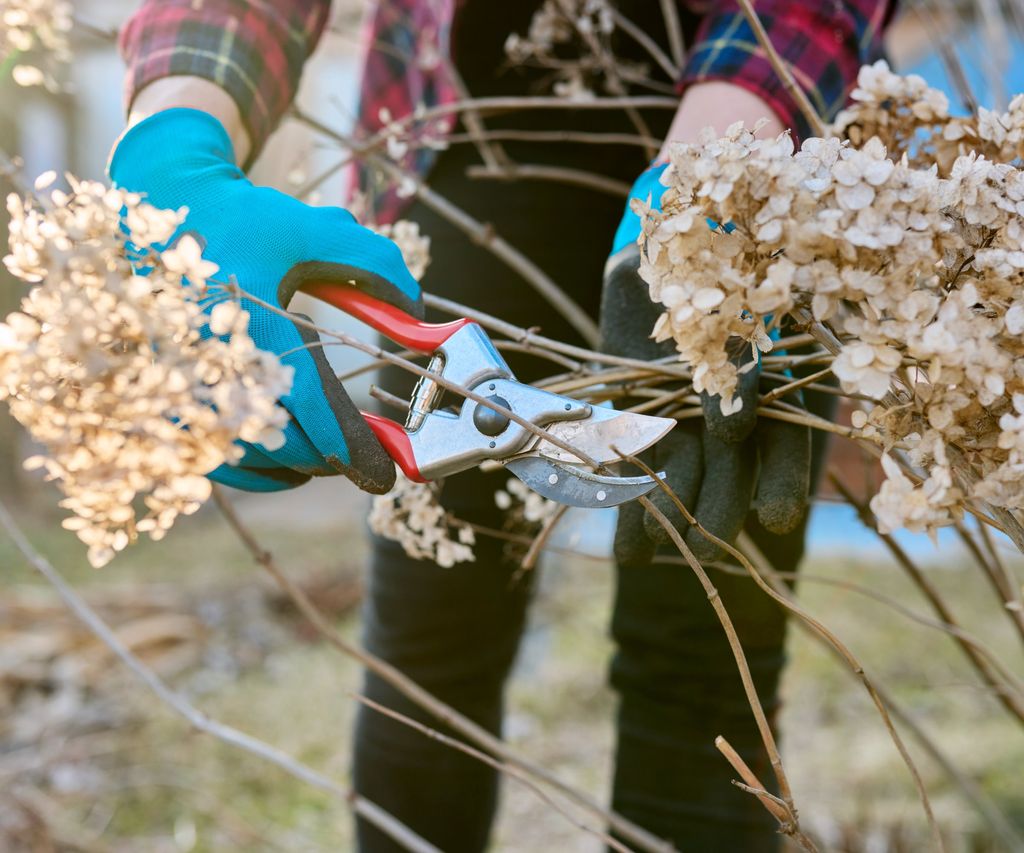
351, 116, 831, 851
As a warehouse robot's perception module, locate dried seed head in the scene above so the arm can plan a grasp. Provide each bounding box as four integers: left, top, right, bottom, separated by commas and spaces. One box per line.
639, 67, 1024, 534
1, 177, 291, 567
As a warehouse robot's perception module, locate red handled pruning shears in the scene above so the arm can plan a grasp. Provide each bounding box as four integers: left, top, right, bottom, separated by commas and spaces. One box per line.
305, 283, 673, 508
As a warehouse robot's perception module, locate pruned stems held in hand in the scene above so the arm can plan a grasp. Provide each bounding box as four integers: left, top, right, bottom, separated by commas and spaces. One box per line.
424, 292, 691, 378
0, 499, 442, 853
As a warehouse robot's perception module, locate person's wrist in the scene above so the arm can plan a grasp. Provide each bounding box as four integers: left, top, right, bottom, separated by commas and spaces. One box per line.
118, 76, 251, 165
659, 81, 786, 159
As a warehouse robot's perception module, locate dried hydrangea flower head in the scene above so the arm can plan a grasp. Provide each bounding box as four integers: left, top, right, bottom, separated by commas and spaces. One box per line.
375, 219, 431, 281
494, 476, 559, 525
1, 175, 292, 567
637, 68, 1024, 536
504, 0, 644, 100
1, 0, 73, 89
834, 60, 1024, 172
369, 474, 475, 567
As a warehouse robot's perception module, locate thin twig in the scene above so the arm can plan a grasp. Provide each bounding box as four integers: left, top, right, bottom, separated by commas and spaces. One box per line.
319, 96, 680, 158
368, 385, 409, 415
733, 534, 946, 852
956, 520, 1024, 644
465, 163, 631, 197
354, 695, 634, 853
833, 475, 1024, 725
211, 487, 675, 853
572, 20, 658, 161
658, 0, 686, 69
759, 365, 834, 404
0, 499, 441, 853
624, 470, 800, 825
623, 454, 942, 850
609, 8, 678, 78
714, 737, 804, 836
916, 3, 979, 115
520, 504, 569, 574
441, 56, 508, 170
735, 0, 827, 137
738, 529, 1024, 851
446, 128, 661, 150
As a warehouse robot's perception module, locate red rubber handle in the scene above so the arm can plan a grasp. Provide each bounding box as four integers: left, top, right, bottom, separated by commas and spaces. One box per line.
362, 411, 425, 483
303, 282, 472, 353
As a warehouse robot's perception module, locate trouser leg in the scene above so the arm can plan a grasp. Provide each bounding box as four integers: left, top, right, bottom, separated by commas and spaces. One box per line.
608, 392, 835, 850
609, 523, 802, 851
354, 465, 535, 853
351, 85, 663, 851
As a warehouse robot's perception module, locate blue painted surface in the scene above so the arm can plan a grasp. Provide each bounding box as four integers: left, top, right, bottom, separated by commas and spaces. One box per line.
901, 28, 1024, 115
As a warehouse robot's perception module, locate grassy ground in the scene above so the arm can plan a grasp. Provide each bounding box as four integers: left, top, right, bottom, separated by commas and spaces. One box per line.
2, 479, 1023, 851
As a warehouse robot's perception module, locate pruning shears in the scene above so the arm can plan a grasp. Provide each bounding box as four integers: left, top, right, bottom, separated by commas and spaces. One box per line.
305, 283, 674, 508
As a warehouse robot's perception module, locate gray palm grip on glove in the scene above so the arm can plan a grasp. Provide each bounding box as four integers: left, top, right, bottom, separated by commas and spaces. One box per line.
600, 246, 812, 567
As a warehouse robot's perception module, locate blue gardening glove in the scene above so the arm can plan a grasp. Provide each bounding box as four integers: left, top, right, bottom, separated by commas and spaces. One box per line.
601, 163, 811, 566
109, 108, 422, 494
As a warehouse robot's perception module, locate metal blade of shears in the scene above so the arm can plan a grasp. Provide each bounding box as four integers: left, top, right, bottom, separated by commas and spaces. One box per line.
504, 457, 664, 508
530, 408, 675, 464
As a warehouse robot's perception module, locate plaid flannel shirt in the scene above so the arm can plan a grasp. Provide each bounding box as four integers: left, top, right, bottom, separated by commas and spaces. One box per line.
120, 0, 894, 223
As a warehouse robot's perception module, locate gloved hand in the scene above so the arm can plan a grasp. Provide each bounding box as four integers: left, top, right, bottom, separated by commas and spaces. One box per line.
109, 108, 422, 494
601, 162, 811, 566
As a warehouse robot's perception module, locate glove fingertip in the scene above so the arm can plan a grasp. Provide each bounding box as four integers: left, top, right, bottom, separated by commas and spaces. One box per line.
756, 494, 807, 535
615, 502, 656, 569
642, 490, 687, 546
335, 439, 397, 495
756, 418, 812, 535
702, 376, 760, 444
685, 526, 724, 563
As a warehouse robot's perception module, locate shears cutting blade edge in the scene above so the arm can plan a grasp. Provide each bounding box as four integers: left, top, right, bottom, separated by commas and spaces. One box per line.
302, 282, 675, 508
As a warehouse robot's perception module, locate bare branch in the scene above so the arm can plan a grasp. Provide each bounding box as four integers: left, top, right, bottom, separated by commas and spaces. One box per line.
354, 695, 634, 853
211, 487, 675, 853
833, 474, 1024, 725
466, 163, 631, 197
0, 499, 441, 853
735, 0, 828, 137
658, 0, 686, 69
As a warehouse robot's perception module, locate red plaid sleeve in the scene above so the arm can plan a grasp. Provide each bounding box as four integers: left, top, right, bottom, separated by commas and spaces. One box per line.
679, 0, 896, 140
119, 0, 331, 160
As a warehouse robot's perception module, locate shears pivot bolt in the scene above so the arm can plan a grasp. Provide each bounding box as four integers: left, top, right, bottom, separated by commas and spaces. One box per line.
474, 395, 512, 436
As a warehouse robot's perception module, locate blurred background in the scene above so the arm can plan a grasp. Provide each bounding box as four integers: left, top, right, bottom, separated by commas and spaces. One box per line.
2, 1, 1024, 850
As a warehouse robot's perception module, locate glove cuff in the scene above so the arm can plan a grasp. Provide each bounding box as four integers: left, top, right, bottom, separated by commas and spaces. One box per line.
108, 107, 240, 188
610, 161, 670, 256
